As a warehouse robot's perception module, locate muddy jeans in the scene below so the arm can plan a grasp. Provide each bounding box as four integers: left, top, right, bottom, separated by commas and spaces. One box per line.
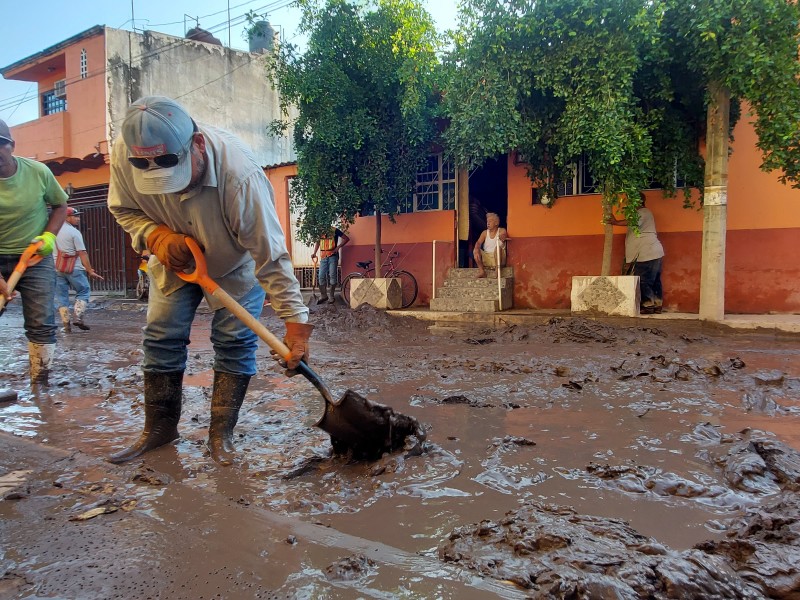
143, 280, 265, 376
0, 254, 57, 344
318, 254, 339, 287
633, 257, 663, 308
55, 270, 91, 308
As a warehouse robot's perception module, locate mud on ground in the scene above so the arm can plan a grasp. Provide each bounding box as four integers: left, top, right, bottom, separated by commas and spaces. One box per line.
1, 300, 799, 599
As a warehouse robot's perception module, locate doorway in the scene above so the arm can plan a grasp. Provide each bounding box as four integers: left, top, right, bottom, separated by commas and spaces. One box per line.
459, 155, 508, 267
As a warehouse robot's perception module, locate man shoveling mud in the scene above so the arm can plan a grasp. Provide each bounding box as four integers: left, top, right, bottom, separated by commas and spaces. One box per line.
107, 96, 312, 465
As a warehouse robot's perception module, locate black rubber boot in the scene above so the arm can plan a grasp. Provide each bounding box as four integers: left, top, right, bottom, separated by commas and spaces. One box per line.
207, 371, 251, 466
108, 371, 183, 464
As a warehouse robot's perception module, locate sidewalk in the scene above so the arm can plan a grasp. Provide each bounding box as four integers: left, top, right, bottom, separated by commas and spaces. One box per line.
389, 307, 800, 334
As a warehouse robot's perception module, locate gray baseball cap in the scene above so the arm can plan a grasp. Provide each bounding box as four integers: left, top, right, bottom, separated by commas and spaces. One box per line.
121, 96, 195, 194
0, 119, 13, 144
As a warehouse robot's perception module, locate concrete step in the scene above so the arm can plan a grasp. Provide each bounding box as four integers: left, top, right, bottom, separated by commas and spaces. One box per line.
430, 297, 503, 312
447, 267, 514, 280
442, 277, 513, 290
436, 286, 510, 300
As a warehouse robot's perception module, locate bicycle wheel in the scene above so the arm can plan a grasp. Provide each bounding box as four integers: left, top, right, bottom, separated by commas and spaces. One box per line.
136, 272, 149, 301
391, 270, 418, 308
341, 272, 365, 306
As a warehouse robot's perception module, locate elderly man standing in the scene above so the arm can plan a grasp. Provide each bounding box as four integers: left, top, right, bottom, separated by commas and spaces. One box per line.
0, 119, 68, 387
107, 96, 311, 465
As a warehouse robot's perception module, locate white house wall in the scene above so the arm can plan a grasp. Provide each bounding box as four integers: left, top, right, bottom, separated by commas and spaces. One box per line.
105, 27, 295, 168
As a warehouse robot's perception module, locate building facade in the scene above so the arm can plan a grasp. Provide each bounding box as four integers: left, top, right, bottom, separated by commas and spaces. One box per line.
2, 25, 294, 295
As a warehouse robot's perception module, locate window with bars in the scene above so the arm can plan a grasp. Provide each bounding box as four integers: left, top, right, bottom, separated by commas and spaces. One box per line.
361, 153, 457, 216
80, 49, 88, 79
557, 155, 688, 197
556, 155, 598, 197
400, 153, 456, 213
42, 90, 66, 116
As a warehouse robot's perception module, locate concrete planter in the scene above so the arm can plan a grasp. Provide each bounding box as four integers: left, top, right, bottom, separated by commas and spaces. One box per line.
350, 277, 402, 310
571, 275, 640, 317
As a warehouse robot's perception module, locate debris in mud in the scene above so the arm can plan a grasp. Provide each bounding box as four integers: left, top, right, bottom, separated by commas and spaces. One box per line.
129, 467, 171, 486
440, 394, 491, 408
584, 461, 733, 502
69, 505, 119, 521
491, 436, 535, 448
704, 432, 800, 494
697, 492, 800, 598
310, 303, 418, 338
753, 370, 785, 387
318, 390, 426, 460
439, 502, 760, 598
465, 337, 495, 345
546, 317, 617, 344
730, 357, 746, 369
324, 554, 377, 582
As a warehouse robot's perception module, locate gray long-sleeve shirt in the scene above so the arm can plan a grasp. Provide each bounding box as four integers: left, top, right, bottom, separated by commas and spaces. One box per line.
108, 124, 308, 323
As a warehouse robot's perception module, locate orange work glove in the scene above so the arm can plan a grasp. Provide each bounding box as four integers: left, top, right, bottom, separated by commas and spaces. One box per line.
283, 322, 314, 370
146, 225, 194, 272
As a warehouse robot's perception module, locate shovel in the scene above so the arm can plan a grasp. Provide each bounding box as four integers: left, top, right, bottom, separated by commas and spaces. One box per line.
0, 241, 44, 317
306, 256, 319, 306
177, 238, 425, 459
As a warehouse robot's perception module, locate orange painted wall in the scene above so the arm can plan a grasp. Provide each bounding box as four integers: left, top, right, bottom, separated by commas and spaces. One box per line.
505, 110, 800, 314
10, 32, 106, 162
344, 211, 456, 305
265, 164, 296, 251
61, 34, 107, 160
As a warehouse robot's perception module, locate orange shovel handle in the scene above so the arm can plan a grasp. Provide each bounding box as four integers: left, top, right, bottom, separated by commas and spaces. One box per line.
0, 241, 44, 314
177, 237, 292, 363
177, 236, 336, 409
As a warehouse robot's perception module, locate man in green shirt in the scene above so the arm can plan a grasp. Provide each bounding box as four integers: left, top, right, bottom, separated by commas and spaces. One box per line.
0, 119, 68, 386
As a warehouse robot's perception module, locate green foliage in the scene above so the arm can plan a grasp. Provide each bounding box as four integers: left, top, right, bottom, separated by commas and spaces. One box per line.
663, 0, 800, 188
443, 0, 800, 230
443, 0, 699, 224
266, 0, 441, 243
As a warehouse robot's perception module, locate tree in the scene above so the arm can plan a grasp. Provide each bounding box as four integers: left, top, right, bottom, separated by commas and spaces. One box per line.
266, 0, 441, 270
443, 0, 705, 275
662, 0, 800, 319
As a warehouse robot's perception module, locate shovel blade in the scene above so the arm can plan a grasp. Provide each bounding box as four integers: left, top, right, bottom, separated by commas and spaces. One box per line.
317, 390, 425, 459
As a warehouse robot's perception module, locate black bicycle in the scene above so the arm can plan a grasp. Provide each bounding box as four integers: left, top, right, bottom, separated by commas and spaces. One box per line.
341, 251, 418, 309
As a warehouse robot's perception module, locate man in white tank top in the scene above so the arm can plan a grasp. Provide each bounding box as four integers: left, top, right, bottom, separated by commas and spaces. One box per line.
473, 212, 508, 278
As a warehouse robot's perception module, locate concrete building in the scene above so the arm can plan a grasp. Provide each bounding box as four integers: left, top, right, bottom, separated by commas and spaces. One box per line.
1, 25, 294, 294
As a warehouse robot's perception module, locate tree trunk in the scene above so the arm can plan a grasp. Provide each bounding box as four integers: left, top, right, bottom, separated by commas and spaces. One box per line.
699, 82, 730, 321
374, 209, 382, 278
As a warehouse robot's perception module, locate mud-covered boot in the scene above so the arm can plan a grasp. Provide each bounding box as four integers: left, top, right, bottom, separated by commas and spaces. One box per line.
328, 285, 336, 304
317, 285, 328, 303
58, 307, 72, 333
73, 300, 90, 331
108, 371, 183, 463
207, 371, 251, 466
28, 342, 55, 386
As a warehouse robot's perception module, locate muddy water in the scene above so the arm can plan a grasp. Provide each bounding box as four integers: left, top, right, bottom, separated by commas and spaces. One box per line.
1, 301, 800, 598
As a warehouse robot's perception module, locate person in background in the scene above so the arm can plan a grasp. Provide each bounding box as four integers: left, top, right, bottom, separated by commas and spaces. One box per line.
311, 226, 350, 303
0, 119, 68, 386
607, 192, 665, 314
473, 212, 508, 279
54, 207, 104, 332
107, 96, 311, 465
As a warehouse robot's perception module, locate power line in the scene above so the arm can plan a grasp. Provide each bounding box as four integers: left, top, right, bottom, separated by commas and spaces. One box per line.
0, 0, 296, 114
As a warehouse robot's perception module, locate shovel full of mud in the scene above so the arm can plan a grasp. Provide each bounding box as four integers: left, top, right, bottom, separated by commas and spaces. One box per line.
178, 238, 425, 459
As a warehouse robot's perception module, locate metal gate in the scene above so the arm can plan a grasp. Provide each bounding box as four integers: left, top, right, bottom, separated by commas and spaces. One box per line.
68, 185, 133, 296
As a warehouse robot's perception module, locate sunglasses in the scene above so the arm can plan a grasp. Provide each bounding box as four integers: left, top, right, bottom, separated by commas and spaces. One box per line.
128, 137, 192, 170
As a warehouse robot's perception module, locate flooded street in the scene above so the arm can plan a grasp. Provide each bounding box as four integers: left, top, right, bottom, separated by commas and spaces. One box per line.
1, 300, 799, 598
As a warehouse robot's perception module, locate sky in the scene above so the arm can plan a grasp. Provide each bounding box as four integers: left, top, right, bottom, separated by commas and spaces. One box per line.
0, 0, 459, 127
